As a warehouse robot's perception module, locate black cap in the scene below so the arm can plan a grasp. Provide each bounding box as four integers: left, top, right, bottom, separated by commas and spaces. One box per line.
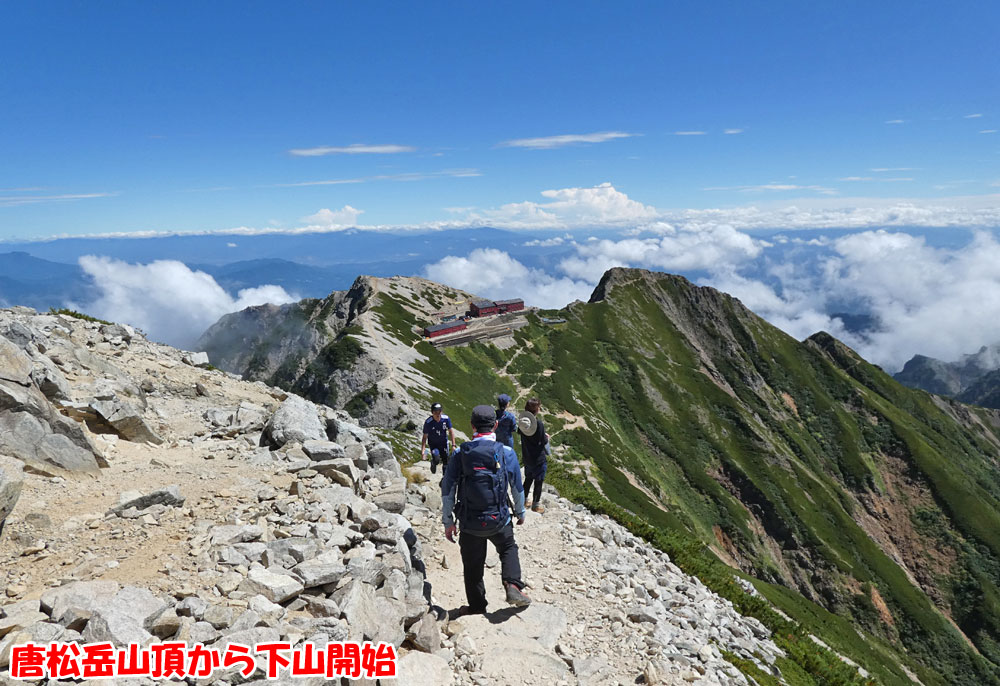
431, 402, 442, 412
471, 405, 497, 431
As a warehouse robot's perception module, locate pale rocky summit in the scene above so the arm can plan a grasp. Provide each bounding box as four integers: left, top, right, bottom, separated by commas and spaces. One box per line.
198, 275, 479, 430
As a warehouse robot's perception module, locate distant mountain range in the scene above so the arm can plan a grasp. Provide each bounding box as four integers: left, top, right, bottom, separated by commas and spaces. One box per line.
0, 227, 577, 310
894, 344, 1000, 408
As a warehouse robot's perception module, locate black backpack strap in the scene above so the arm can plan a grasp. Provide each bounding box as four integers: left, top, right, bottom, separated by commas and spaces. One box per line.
494, 441, 515, 515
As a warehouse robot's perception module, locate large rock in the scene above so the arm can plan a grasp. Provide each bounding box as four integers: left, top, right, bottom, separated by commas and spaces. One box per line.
292, 550, 347, 588
0, 337, 33, 387
109, 486, 185, 515
80, 586, 167, 646
40, 580, 121, 624
90, 398, 164, 444
240, 568, 304, 603
0, 455, 24, 535
302, 440, 346, 462
367, 441, 396, 468
182, 351, 210, 366
0, 411, 101, 472
30, 355, 72, 402
82, 609, 154, 646
340, 580, 380, 642
0, 600, 47, 639
262, 395, 326, 448
311, 458, 362, 490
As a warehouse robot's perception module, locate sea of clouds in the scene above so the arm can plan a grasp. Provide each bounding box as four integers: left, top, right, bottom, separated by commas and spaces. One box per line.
73, 256, 298, 348
425, 227, 1000, 373
58, 180, 1000, 373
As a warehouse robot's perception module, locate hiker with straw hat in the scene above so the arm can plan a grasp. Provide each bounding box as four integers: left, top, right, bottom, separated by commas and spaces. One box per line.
517, 397, 550, 514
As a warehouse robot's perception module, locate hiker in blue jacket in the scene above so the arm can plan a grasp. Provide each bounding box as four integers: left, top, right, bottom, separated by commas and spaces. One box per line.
441, 404, 530, 615
494, 393, 517, 449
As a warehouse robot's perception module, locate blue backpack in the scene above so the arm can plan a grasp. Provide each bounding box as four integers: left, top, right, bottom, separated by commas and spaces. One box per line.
456, 440, 509, 534
495, 409, 517, 447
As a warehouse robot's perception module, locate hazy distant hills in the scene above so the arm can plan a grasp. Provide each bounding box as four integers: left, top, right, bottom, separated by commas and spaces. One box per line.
0, 226, 575, 309
0, 251, 95, 309
1, 226, 568, 269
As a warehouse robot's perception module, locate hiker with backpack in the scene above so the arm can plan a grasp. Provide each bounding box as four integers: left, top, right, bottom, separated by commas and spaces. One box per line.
421, 402, 455, 474
517, 397, 550, 514
494, 393, 518, 449
441, 404, 531, 615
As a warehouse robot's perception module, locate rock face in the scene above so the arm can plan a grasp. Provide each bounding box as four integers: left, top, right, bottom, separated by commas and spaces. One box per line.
261, 394, 327, 447
0, 334, 102, 472
895, 343, 1000, 408
0, 455, 23, 535
197, 276, 479, 429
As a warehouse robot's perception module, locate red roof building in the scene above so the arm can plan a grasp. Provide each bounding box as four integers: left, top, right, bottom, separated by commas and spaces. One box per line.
424, 321, 468, 338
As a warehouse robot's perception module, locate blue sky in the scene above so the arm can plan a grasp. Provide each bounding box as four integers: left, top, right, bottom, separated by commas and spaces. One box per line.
2, 2, 999, 240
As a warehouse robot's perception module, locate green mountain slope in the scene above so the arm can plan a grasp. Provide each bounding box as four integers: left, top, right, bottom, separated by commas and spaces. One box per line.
498, 269, 1000, 685
388, 269, 1000, 684
200, 267, 1000, 685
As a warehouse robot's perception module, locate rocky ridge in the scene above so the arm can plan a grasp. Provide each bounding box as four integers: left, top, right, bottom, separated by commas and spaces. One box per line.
198, 276, 477, 430
1, 306, 812, 685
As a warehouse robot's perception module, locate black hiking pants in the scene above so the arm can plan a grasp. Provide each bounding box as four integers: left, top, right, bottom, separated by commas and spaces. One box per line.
524, 459, 547, 505
459, 522, 523, 613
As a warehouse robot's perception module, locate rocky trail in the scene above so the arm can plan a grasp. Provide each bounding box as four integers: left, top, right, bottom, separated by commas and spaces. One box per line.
1, 307, 795, 685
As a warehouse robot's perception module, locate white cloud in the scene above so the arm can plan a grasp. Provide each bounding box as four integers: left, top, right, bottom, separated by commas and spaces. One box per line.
423, 249, 593, 309
871, 167, 917, 172
674, 131, 707, 136
0, 192, 115, 208
76, 257, 298, 348
723, 128, 745, 135
273, 169, 480, 187
498, 131, 637, 149
679, 229, 1000, 373
288, 144, 415, 156
704, 183, 837, 195
523, 234, 572, 247
817, 230, 1000, 369
559, 225, 763, 280
302, 206, 364, 227
226, 242, 237, 248
965, 113, 984, 119
470, 182, 658, 229
980, 129, 998, 134
885, 119, 905, 124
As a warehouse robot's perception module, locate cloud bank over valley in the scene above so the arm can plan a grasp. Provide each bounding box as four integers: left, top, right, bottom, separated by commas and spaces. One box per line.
74, 257, 298, 348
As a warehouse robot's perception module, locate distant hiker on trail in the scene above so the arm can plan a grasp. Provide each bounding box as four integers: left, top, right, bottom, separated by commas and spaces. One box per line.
494, 393, 517, 449
518, 397, 550, 514
421, 402, 455, 474
441, 404, 531, 615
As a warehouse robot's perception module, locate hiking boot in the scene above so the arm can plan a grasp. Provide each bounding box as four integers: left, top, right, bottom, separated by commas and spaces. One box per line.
505, 582, 531, 607
430, 455, 438, 474
531, 502, 545, 514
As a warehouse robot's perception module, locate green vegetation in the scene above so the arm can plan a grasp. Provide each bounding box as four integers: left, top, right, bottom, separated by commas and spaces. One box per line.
481, 271, 1000, 685
49, 307, 112, 325
213, 269, 1000, 685
345, 385, 378, 418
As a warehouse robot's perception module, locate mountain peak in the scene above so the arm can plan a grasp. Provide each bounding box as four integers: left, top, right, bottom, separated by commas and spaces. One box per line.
589, 267, 699, 304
